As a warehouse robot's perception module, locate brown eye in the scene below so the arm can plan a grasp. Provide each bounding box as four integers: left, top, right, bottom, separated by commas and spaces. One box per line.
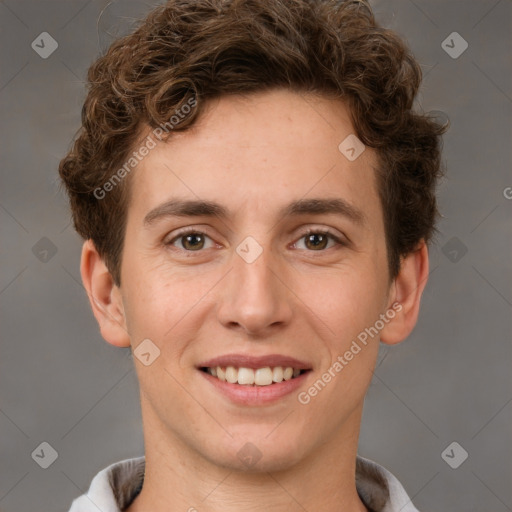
181, 233, 205, 250
305, 233, 329, 250
167, 231, 214, 251
294, 230, 343, 251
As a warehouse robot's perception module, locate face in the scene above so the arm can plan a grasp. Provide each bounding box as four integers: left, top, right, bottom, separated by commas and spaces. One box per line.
117, 89, 393, 471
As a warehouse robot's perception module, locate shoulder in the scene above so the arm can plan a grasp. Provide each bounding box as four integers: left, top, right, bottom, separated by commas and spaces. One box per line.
67, 456, 145, 512
356, 455, 420, 512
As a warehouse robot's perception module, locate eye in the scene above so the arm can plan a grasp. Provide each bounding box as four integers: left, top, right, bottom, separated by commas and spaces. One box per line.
293, 229, 344, 251
166, 230, 215, 251
165, 228, 345, 253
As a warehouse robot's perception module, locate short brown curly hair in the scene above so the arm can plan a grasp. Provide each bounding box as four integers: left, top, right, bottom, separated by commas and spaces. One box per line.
58, 0, 447, 287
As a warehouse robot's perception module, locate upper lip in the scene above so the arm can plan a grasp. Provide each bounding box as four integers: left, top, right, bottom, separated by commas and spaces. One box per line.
198, 354, 312, 370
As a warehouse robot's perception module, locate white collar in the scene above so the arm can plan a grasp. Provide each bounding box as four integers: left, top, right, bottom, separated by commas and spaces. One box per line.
68, 455, 420, 512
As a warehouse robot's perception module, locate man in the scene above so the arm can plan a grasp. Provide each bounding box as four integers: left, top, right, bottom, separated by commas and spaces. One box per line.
59, 0, 446, 510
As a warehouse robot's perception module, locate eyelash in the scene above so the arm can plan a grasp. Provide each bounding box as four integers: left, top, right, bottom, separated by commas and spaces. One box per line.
165, 228, 346, 253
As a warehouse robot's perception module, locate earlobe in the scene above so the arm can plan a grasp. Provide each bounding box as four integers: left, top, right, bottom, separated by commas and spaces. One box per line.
80, 239, 131, 348
380, 241, 430, 345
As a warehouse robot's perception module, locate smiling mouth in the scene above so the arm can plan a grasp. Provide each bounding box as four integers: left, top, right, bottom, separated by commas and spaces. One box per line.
199, 366, 310, 386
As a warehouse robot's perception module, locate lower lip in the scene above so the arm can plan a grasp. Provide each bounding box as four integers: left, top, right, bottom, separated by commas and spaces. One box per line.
198, 369, 311, 406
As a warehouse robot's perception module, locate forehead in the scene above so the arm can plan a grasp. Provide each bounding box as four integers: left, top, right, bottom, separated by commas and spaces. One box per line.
127, 89, 382, 227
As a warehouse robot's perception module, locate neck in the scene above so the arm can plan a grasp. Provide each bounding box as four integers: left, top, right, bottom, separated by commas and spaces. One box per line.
126, 402, 369, 512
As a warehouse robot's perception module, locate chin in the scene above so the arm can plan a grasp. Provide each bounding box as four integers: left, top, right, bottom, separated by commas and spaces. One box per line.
202, 428, 309, 473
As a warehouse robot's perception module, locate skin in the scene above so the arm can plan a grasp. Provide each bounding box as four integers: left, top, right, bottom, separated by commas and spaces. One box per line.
81, 89, 429, 512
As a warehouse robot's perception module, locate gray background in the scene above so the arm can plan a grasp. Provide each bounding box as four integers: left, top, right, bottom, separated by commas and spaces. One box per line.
1, 0, 511, 511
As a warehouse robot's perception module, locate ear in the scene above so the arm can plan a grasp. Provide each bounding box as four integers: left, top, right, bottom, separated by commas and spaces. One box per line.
80, 239, 131, 348
380, 240, 429, 345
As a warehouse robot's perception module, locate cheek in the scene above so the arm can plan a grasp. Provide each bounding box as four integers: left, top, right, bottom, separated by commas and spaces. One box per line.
299, 264, 386, 341
307, 274, 384, 379
121, 262, 215, 348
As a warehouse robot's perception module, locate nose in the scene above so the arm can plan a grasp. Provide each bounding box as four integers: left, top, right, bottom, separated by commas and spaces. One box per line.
216, 242, 293, 337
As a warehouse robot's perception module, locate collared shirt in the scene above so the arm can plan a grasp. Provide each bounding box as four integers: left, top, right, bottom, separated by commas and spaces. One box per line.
68, 455, 420, 512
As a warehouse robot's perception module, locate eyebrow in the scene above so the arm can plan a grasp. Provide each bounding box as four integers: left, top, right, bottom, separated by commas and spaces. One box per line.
143, 197, 366, 227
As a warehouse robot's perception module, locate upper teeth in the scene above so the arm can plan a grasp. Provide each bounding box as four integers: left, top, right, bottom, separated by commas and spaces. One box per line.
206, 366, 302, 386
